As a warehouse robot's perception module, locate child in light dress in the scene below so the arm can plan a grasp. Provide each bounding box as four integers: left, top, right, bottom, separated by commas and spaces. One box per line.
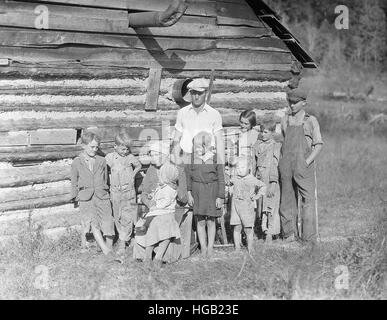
105, 131, 141, 255
135, 162, 181, 268
230, 156, 266, 253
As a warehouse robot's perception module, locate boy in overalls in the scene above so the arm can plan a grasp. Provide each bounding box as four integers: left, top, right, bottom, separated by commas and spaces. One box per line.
279, 88, 323, 244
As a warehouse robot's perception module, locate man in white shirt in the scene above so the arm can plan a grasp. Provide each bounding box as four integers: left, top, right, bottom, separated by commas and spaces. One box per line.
173, 78, 225, 164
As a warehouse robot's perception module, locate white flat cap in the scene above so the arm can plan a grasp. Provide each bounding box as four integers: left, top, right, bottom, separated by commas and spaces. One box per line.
187, 78, 209, 92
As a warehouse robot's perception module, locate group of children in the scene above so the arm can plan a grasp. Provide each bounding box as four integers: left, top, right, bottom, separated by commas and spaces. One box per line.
70, 115, 281, 261
70, 87, 321, 262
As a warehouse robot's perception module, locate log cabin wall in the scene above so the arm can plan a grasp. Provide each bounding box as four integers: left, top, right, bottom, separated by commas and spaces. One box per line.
0, 0, 301, 239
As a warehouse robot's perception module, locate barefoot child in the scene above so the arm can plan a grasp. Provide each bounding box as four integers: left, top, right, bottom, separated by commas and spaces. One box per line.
105, 132, 141, 255
252, 121, 281, 242
135, 162, 181, 268
70, 131, 115, 255
230, 156, 266, 253
186, 131, 225, 258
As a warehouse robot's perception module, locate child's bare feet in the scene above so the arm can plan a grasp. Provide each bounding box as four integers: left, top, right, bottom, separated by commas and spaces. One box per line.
102, 248, 112, 255
116, 240, 126, 256
142, 259, 153, 270
153, 259, 163, 270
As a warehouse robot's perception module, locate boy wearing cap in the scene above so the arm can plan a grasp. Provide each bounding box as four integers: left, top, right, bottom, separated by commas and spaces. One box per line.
173, 78, 225, 165
279, 88, 323, 244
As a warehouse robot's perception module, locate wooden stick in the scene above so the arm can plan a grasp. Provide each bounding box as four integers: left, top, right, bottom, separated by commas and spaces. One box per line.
297, 188, 302, 239
314, 161, 320, 242
219, 207, 228, 245
206, 68, 215, 104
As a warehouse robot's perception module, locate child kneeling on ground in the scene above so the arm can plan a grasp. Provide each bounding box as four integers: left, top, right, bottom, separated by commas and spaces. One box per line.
230, 156, 266, 253
70, 131, 115, 255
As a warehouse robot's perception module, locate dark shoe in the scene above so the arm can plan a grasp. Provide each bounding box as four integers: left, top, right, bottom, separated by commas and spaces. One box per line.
116, 240, 126, 256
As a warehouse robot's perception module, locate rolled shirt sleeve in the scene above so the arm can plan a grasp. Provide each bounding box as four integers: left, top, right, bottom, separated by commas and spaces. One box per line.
174, 109, 183, 133
213, 111, 223, 133
309, 116, 324, 146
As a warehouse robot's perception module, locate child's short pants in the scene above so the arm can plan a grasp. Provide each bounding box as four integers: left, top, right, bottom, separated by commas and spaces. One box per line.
230, 199, 256, 228
111, 191, 138, 241
79, 195, 114, 236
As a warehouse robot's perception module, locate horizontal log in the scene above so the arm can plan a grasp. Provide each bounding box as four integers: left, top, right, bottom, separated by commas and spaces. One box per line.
0, 181, 70, 203
0, 99, 285, 113
0, 161, 71, 188
0, 27, 218, 50
0, 194, 72, 212
0, 131, 29, 146
0, 2, 268, 38
0, 110, 180, 132
0, 87, 148, 97
0, 106, 286, 132
86, 124, 167, 143
0, 46, 291, 70
0, 76, 288, 94
0, 64, 293, 81
0, 94, 147, 112
10, 0, 260, 21
0, 81, 287, 99
0, 142, 113, 161
0, 142, 156, 162
0, 27, 285, 51
30, 129, 77, 145
0, 76, 148, 96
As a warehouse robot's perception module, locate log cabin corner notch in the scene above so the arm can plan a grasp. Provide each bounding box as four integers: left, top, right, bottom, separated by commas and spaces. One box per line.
0, 0, 316, 239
